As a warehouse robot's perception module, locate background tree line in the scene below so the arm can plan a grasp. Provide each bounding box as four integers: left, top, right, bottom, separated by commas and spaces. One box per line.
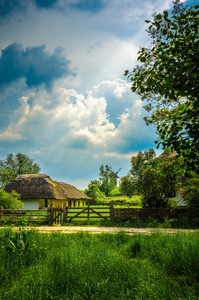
0, 153, 40, 209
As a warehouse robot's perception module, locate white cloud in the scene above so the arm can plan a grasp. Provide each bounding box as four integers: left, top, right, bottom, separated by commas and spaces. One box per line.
103, 151, 135, 160
92, 79, 132, 99
0, 0, 170, 187
29, 150, 41, 155
0, 85, 117, 147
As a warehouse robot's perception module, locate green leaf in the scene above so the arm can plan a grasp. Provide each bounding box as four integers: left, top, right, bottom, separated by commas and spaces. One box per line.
140, 57, 146, 63
163, 10, 168, 18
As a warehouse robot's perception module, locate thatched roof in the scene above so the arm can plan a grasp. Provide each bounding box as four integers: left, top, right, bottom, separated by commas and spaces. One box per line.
55, 181, 89, 200
158, 149, 177, 161
4, 174, 89, 200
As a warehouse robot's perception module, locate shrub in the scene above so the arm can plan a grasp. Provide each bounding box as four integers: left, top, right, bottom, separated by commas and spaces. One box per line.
130, 149, 181, 208
120, 174, 136, 198
0, 190, 23, 209
181, 173, 199, 207
85, 180, 106, 204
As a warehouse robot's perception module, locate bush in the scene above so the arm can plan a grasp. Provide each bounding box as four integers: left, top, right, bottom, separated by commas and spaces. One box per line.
0, 190, 23, 209
85, 180, 106, 204
181, 173, 199, 207
120, 174, 136, 198
129, 149, 181, 208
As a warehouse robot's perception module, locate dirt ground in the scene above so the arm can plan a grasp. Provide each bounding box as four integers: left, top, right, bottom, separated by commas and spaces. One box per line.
3, 226, 198, 235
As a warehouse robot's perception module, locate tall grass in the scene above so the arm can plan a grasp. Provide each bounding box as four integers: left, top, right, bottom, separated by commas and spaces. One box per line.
0, 229, 199, 299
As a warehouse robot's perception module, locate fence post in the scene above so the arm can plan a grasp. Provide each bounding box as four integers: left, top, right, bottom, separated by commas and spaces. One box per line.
87, 204, 90, 220
110, 203, 114, 220
63, 202, 68, 222
47, 205, 50, 221
0, 206, 3, 220
50, 204, 54, 224
63, 202, 66, 222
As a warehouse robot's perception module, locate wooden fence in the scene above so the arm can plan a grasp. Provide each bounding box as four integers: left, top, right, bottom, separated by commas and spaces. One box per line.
0, 204, 111, 224
0, 205, 199, 224
112, 207, 199, 221
0, 206, 49, 223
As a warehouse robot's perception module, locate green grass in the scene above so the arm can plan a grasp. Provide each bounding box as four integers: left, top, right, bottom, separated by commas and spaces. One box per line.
100, 195, 142, 206
0, 229, 199, 299
61, 215, 199, 229
0, 214, 49, 226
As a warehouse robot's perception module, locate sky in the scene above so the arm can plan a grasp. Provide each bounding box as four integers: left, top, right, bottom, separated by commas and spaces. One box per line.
0, 0, 190, 189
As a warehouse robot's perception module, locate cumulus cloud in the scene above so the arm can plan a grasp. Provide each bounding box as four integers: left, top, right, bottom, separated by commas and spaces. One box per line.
0, 78, 156, 155
0, 77, 159, 187
0, 43, 73, 90
103, 151, 133, 160
0, 87, 115, 146
92, 79, 131, 99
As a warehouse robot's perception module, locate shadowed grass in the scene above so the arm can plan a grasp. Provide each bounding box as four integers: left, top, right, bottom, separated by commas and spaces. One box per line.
0, 229, 199, 299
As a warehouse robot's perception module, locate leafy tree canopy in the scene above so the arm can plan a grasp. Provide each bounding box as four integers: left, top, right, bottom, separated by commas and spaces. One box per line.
85, 180, 106, 204
180, 172, 199, 207
0, 153, 41, 189
120, 174, 136, 198
0, 190, 23, 209
98, 165, 115, 196
130, 149, 182, 207
125, 1, 199, 173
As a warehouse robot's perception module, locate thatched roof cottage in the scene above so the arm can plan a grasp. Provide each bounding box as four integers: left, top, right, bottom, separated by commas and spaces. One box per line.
4, 174, 89, 209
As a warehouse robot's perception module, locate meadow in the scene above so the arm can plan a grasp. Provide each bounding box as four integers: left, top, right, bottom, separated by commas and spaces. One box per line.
0, 228, 199, 299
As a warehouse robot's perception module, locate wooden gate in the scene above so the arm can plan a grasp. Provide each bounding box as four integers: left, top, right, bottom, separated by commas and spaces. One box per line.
49, 204, 112, 224
67, 204, 111, 222
50, 204, 67, 224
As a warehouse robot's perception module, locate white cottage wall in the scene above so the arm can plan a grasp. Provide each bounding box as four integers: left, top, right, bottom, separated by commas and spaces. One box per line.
22, 199, 40, 209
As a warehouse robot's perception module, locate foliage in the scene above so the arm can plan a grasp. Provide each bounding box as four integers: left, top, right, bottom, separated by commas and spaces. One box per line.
1, 230, 199, 299
181, 172, 199, 207
130, 149, 181, 207
0, 228, 46, 287
0, 167, 15, 190
98, 165, 115, 196
107, 185, 124, 196
100, 195, 142, 206
120, 173, 136, 197
0, 152, 41, 188
84, 180, 106, 204
0, 190, 23, 209
62, 214, 199, 229
130, 148, 156, 192
125, 1, 199, 173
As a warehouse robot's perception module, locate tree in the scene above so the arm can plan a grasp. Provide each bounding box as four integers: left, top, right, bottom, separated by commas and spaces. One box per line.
130, 149, 181, 207
180, 172, 199, 207
98, 165, 115, 196
85, 180, 106, 204
0, 153, 41, 189
0, 190, 23, 209
125, 1, 199, 173
120, 174, 136, 198
0, 167, 15, 190
130, 148, 157, 194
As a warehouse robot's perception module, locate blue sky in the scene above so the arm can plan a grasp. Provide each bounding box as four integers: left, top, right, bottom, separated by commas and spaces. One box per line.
0, 0, 190, 189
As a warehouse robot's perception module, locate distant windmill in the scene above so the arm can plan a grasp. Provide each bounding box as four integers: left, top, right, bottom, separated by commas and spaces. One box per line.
110, 166, 122, 186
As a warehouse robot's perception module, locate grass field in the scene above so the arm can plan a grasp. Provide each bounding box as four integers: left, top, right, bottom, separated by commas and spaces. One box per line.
101, 195, 142, 206
0, 229, 199, 299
